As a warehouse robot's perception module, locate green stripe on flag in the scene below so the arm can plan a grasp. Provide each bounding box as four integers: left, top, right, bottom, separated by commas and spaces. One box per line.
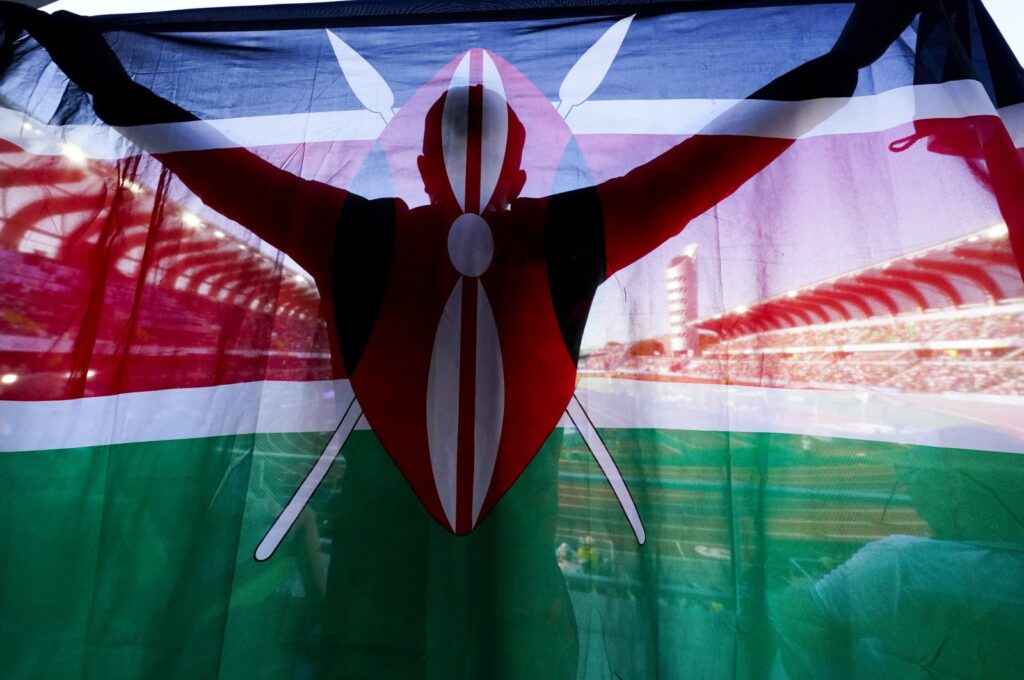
2, 429, 1022, 679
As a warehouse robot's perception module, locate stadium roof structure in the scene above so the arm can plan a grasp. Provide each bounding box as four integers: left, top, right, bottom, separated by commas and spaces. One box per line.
698, 223, 1024, 340
1, 139, 321, 317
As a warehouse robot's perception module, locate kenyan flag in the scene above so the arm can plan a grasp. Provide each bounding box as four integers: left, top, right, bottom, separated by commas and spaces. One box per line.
2, 1, 1024, 678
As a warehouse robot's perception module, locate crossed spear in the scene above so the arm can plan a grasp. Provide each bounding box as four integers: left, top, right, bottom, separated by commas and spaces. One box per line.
255, 16, 643, 562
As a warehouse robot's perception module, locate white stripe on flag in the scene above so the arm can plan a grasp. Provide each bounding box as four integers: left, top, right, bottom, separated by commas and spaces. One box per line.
1, 80, 1017, 160
565, 80, 1000, 138
2, 377, 1023, 455
0, 379, 353, 453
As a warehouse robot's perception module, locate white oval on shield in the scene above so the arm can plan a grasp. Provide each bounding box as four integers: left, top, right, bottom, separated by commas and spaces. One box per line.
447, 212, 493, 277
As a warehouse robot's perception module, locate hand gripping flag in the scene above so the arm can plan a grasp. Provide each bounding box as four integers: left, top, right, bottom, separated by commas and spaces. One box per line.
2, 2, 1024, 678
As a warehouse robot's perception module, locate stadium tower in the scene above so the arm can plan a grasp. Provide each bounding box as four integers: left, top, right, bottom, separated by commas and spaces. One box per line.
666, 244, 699, 356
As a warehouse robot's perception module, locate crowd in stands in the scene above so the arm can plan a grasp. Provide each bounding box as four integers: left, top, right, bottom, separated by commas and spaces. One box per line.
718, 312, 1024, 352
581, 308, 1024, 396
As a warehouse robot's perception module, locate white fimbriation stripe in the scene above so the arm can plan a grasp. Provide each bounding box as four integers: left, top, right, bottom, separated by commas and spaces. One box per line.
478, 51, 508, 211
2, 80, 1019, 161
0, 379, 352, 453
426, 278, 463, 529
0, 107, 385, 159
472, 282, 504, 525
565, 80, 1001, 138
999, 101, 1024, 146
441, 52, 472, 212
574, 377, 1024, 455
131, 110, 385, 149
3, 377, 1023, 455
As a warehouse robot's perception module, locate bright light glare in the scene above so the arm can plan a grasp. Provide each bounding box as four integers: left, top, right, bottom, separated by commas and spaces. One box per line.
181, 211, 203, 228
213, 230, 226, 239
293, 274, 307, 284
0, 373, 17, 385
59, 142, 88, 165
733, 305, 749, 314
986, 223, 1008, 240
786, 290, 798, 299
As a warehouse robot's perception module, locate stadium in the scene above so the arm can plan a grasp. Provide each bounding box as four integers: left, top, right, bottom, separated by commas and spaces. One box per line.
0, 139, 332, 399
581, 225, 1024, 396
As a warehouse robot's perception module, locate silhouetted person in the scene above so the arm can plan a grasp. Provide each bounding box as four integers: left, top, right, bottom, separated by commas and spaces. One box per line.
14, 4, 921, 678
19, 2, 918, 533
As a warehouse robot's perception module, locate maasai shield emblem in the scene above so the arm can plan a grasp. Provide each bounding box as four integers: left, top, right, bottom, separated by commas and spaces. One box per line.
257, 17, 644, 561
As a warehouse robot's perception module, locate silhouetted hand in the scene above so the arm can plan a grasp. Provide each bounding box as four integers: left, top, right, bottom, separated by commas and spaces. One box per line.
831, 0, 922, 69
18, 8, 133, 97
754, 0, 921, 101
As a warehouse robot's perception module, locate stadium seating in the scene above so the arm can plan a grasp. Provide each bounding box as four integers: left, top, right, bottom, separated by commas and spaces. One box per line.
581, 306, 1024, 395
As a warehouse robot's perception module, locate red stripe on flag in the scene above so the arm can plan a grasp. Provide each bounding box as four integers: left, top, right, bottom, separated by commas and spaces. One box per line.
2, 116, 1022, 402
464, 50, 484, 215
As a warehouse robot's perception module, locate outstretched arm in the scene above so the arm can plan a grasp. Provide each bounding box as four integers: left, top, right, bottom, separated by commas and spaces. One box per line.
598, 1, 921, 276
16, 9, 346, 281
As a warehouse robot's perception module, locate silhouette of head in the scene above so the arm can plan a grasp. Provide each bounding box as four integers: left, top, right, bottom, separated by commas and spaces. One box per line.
418, 84, 527, 214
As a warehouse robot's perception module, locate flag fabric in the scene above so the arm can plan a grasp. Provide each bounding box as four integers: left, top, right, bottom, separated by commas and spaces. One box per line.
1, 1, 1024, 678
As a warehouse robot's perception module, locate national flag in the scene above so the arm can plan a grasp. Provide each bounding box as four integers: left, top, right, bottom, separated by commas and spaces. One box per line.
1, 1, 1023, 678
